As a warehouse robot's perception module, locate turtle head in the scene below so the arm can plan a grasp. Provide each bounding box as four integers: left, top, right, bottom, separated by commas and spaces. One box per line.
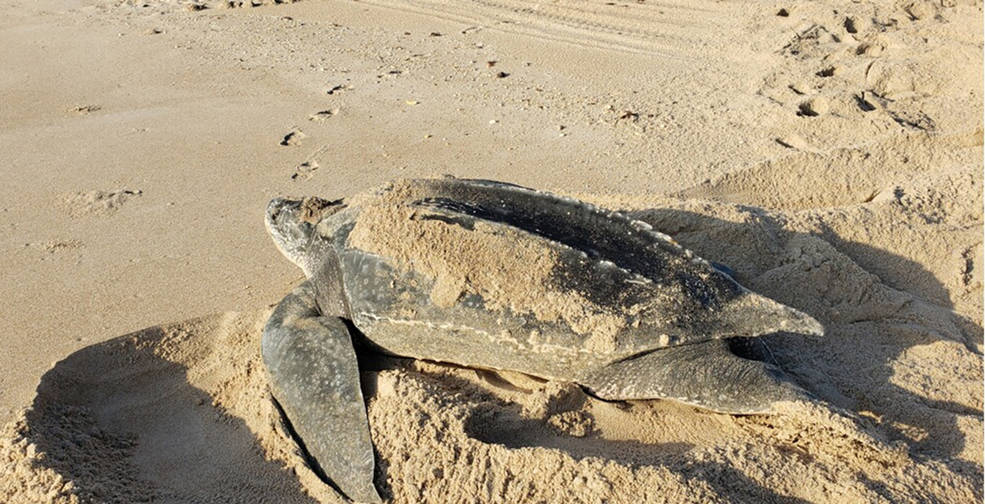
265, 196, 342, 272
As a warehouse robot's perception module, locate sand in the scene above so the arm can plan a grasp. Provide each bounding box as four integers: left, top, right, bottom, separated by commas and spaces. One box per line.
0, 0, 981, 501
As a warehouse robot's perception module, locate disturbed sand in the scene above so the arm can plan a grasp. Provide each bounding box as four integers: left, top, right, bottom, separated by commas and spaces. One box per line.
0, 0, 982, 501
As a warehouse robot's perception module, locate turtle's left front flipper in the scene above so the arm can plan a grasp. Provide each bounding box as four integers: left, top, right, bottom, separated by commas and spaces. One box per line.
262, 281, 382, 504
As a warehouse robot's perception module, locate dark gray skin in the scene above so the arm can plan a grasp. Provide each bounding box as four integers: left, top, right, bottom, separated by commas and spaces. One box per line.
262, 178, 824, 503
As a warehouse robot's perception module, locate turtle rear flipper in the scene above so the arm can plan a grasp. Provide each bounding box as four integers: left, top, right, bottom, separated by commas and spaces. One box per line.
262, 281, 382, 503
579, 339, 809, 414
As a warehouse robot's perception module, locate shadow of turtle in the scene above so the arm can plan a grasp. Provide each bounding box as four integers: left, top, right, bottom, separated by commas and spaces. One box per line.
627, 206, 983, 485
20, 324, 325, 504
473, 420, 813, 503
461, 401, 813, 504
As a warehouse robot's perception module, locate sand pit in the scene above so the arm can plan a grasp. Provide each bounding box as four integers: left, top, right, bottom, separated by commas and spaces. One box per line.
3, 193, 981, 503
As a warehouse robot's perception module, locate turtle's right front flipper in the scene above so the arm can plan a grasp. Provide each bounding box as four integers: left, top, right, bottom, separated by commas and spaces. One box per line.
262, 281, 382, 503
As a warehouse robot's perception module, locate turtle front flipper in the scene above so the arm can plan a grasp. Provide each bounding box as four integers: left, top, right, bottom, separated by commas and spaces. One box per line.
578, 339, 809, 414
262, 281, 382, 503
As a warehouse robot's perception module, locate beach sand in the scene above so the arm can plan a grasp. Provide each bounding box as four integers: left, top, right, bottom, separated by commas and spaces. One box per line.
1, 0, 981, 501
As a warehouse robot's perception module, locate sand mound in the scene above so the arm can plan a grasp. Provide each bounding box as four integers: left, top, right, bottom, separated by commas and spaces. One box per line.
2, 191, 981, 503
0, 312, 334, 504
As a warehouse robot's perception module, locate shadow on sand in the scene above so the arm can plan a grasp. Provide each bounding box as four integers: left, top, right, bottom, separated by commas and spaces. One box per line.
24, 324, 323, 504
628, 207, 983, 484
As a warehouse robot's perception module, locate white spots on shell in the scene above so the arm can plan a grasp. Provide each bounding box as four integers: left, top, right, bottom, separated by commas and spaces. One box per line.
627, 218, 681, 249
597, 259, 641, 280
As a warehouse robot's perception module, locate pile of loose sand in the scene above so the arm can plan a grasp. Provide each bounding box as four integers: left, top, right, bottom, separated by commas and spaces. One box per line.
3, 181, 981, 503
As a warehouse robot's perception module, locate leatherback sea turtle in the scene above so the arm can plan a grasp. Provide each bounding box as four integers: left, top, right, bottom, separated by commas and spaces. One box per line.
262, 178, 823, 503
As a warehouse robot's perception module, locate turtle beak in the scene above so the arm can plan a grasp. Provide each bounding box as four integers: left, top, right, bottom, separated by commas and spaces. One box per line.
266, 198, 304, 237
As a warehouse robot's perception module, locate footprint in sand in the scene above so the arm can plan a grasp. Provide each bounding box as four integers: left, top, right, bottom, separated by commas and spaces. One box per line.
25, 239, 83, 253
843, 15, 868, 34
61, 189, 142, 218
21, 239, 84, 262
798, 96, 830, 117
280, 129, 305, 147
325, 84, 351, 95
70, 105, 102, 115
291, 161, 319, 181
308, 109, 339, 122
